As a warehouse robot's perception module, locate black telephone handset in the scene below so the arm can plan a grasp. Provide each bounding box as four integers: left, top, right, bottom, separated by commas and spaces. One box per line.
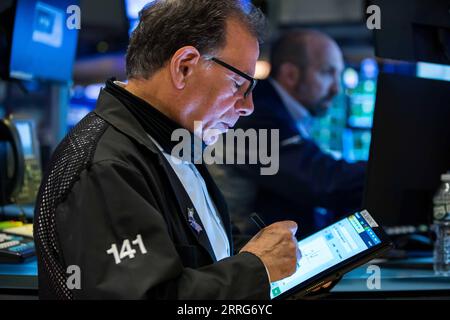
0, 117, 25, 205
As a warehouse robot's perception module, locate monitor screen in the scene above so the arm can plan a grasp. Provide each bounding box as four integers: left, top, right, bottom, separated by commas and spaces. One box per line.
14, 120, 34, 157
371, 0, 450, 65
364, 73, 450, 227
9, 0, 79, 82
417, 62, 450, 82
124, 0, 154, 34
347, 79, 376, 129
125, 0, 154, 20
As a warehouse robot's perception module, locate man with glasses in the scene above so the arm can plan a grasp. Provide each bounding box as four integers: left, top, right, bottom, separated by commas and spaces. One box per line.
34, 0, 301, 299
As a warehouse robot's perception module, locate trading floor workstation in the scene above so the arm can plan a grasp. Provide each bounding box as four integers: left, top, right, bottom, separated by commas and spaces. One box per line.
0, 0, 450, 300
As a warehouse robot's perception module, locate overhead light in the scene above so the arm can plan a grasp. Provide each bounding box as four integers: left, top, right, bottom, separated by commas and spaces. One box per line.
255, 60, 271, 80
343, 68, 359, 89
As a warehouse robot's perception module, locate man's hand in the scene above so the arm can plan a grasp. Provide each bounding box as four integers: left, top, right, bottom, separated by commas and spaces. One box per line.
239, 221, 301, 282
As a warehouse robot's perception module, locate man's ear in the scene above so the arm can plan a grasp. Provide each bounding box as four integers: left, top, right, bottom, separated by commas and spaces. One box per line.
277, 62, 301, 90
169, 46, 201, 90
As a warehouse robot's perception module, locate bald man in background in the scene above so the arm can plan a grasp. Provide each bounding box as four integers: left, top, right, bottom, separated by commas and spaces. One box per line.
209, 30, 367, 236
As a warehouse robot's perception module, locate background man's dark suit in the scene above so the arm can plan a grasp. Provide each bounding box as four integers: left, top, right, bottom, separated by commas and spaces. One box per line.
209, 80, 367, 236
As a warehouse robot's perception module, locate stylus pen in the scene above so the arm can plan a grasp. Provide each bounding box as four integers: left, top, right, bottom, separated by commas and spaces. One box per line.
250, 212, 267, 230
251, 213, 301, 269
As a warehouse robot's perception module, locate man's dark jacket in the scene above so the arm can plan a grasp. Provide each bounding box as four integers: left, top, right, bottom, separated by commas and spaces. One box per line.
34, 85, 269, 299
210, 80, 367, 236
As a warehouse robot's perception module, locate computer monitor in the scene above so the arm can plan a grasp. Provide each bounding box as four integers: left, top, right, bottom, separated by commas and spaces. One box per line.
417, 62, 450, 82
347, 79, 377, 129
11, 119, 42, 206
0, 117, 42, 207
363, 72, 450, 227
8, 0, 79, 82
370, 0, 450, 66
124, 0, 150, 34
124, 0, 153, 20
14, 120, 35, 159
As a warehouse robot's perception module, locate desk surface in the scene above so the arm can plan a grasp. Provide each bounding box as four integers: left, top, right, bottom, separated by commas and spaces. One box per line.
1, 257, 450, 296
0, 258, 37, 290
332, 258, 450, 294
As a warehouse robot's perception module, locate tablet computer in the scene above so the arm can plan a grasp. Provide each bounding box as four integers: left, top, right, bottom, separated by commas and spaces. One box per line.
270, 210, 393, 299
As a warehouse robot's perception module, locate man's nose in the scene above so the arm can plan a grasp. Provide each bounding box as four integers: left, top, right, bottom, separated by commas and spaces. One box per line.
236, 92, 254, 117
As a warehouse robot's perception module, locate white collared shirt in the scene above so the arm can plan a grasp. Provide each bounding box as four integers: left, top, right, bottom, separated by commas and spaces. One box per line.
269, 78, 313, 138
149, 136, 231, 261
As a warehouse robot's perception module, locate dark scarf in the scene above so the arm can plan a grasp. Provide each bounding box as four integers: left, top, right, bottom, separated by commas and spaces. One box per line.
104, 78, 205, 161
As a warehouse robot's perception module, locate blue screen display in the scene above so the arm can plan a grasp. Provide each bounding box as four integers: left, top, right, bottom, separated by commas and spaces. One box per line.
10, 0, 79, 82
14, 121, 34, 157
417, 62, 450, 82
125, 0, 155, 34
270, 210, 381, 299
125, 0, 154, 20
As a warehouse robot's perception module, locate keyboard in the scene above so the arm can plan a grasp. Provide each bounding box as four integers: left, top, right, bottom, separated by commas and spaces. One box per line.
3, 224, 33, 238
0, 232, 35, 263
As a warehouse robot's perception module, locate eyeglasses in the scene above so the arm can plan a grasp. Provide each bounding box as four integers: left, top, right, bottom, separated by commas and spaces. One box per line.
210, 57, 257, 99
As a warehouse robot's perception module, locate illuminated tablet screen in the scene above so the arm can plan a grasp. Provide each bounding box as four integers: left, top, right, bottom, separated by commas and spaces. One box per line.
270, 211, 381, 299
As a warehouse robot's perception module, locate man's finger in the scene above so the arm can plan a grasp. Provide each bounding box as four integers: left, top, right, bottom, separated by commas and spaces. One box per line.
311, 281, 333, 292
281, 220, 298, 235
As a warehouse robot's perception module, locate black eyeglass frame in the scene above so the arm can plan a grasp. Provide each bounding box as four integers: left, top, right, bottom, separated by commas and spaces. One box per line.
210, 57, 257, 99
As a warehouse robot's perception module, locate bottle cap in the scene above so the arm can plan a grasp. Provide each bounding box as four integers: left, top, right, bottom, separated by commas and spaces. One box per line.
441, 173, 450, 182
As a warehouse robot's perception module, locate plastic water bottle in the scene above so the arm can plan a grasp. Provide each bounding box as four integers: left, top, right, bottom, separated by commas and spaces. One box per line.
433, 172, 450, 276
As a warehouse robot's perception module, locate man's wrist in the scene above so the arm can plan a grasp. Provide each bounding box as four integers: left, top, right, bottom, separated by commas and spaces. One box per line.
239, 250, 271, 284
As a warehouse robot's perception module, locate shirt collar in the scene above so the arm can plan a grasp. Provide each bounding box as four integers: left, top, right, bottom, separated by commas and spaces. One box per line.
104, 78, 205, 163
113, 81, 189, 164
269, 78, 313, 138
